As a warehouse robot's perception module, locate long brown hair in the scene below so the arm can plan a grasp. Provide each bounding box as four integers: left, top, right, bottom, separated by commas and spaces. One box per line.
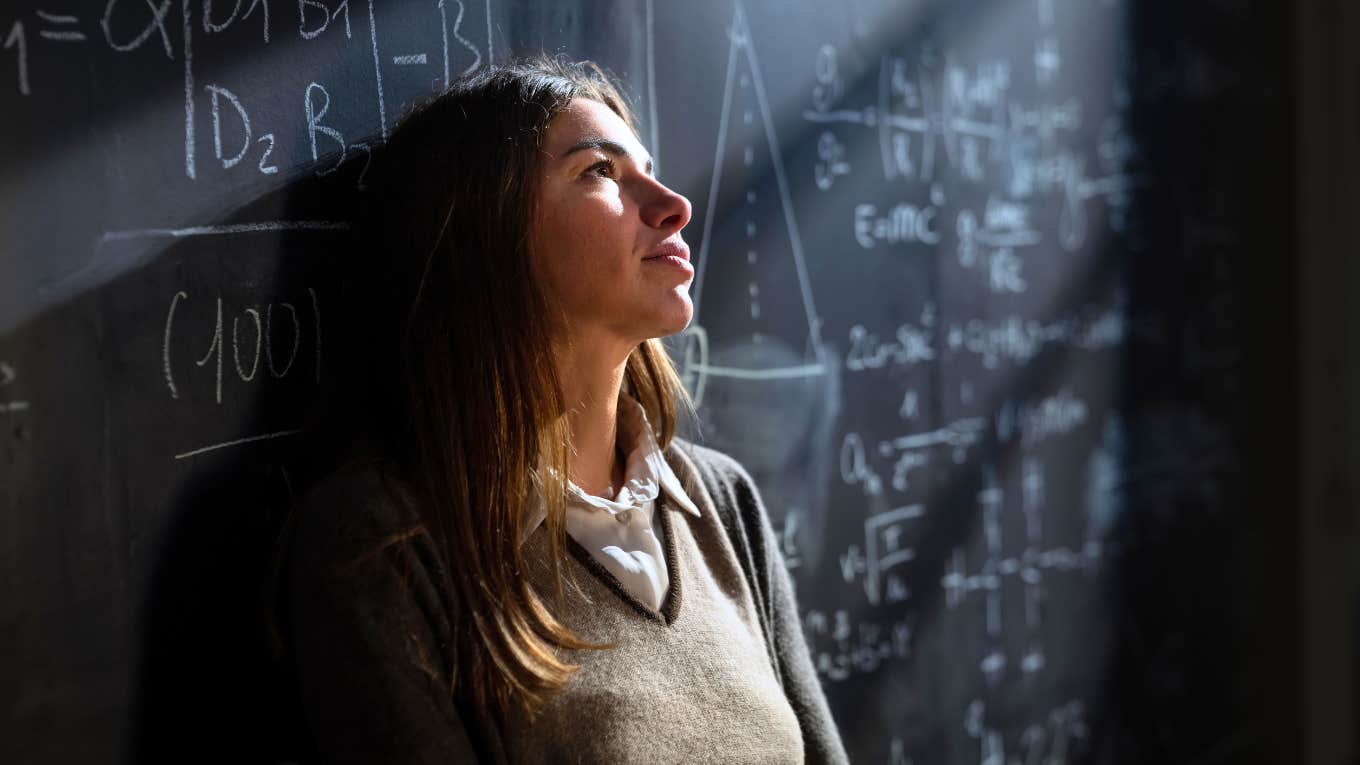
275, 57, 698, 730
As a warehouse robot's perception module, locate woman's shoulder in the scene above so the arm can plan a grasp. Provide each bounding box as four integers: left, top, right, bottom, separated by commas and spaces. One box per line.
665, 436, 761, 501
289, 455, 427, 575
666, 435, 750, 479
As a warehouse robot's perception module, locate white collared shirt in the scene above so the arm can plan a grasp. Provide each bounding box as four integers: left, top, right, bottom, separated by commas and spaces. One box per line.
521, 389, 701, 612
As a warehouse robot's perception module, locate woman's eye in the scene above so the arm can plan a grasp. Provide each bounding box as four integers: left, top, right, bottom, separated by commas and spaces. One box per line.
587, 159, 617, 179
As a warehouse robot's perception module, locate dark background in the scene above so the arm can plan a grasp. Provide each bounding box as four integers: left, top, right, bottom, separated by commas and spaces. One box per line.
1, 0, 1353, 763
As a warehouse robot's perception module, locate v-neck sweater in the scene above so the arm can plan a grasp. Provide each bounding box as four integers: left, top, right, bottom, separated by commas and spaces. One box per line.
284, 438, 849, 764
521, 387, 705, 615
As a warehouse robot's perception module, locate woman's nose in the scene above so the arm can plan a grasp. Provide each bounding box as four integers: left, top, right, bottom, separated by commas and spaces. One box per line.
640, 178, 693, 234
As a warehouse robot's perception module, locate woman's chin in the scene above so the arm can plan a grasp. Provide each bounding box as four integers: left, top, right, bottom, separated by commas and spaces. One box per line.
643, 296, 694, 339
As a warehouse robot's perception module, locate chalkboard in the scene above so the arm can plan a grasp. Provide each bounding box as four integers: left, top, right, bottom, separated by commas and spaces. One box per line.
0, 0, 1298, 763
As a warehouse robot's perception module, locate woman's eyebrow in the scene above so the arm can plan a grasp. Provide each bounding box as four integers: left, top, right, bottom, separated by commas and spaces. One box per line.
562, 138, 654, 175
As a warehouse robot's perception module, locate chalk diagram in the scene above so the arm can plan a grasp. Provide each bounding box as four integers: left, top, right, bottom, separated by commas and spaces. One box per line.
678, 2, 839, 575
684, 1, 824, 388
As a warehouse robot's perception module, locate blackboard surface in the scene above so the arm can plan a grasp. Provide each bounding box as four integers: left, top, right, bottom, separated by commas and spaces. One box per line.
0, 1, 1297, 763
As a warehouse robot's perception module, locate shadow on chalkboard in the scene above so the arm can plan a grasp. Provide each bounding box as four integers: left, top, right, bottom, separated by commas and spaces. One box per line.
1093, 2, 1295, 762
119, 145, 375, 765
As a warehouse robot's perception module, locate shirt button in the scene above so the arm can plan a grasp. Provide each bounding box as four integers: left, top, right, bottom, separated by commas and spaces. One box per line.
616, 509, 632, 523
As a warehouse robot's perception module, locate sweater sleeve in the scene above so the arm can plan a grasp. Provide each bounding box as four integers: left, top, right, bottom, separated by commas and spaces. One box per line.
286, 465, 483, 765
724, 457, 851, 765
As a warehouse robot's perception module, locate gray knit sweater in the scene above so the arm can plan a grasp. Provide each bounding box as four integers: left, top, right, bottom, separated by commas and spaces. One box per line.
286, 438, 849, 764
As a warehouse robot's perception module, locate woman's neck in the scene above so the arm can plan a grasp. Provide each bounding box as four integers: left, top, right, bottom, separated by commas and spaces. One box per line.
558, 340, 631, 498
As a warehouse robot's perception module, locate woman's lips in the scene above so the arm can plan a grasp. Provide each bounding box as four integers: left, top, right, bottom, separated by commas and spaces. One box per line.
643, 253, 695, 274
644, 241, 690, 262
643, 241, 693, 275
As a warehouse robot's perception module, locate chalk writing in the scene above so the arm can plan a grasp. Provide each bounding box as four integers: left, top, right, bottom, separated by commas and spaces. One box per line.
163, 289, 321, 403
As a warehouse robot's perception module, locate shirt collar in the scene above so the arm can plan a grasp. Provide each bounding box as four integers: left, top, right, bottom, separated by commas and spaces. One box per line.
519, 387, 701, 546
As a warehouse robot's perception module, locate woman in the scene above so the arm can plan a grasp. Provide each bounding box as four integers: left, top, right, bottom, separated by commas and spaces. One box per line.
277, 57, 848, 764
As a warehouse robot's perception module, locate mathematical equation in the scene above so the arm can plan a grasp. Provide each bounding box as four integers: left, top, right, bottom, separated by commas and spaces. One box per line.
162, 287, 322, 404
724, 1, 1137, 762
3, 1, 493, 183
805, 25, 1143, 300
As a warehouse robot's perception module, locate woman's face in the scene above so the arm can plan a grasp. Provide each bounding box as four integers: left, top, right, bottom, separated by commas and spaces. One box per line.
530, 98, 695, 355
